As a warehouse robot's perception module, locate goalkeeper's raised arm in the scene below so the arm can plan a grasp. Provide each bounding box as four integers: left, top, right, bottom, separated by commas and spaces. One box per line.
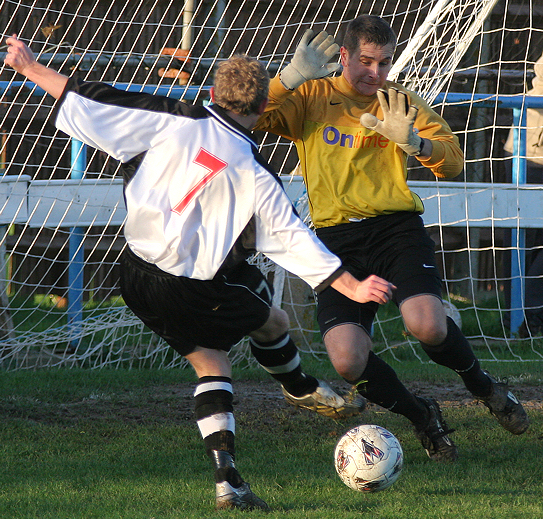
279, 28, 340, 90
360, 87, 428, 157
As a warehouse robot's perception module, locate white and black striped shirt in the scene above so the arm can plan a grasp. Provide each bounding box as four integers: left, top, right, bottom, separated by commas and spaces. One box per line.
53, 79, 343, 291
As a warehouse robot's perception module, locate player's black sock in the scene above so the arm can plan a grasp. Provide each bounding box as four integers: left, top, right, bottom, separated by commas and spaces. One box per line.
249, 333, 318, 396
348, 351, 429, 429
195, 376, 243, 487
420, 317, 492, 397
208, 446, 244, 487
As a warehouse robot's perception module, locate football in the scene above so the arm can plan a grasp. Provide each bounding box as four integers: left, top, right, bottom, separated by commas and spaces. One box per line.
334, 424, 403, 492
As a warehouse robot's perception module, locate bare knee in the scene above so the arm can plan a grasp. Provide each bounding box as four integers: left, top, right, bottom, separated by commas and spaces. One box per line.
249, 306, 289, 342
401, 295, 448, 345
406, 318, 447, 345
332, 355, 367, 381
324, 324, 372, 381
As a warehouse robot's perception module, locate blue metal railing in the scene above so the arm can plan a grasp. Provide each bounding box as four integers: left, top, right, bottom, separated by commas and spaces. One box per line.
0, 80, 207, 100
67, 139, 86, 349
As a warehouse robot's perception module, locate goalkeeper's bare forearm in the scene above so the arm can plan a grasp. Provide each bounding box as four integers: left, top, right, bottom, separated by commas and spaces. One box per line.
331, 272, 396, 306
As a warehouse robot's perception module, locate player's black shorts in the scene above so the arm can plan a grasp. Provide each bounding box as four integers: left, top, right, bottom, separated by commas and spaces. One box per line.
120, 248, 273, 356
315, 212, 442, 337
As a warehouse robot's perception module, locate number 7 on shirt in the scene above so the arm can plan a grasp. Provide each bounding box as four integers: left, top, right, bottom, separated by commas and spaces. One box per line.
172, 148, 228, 215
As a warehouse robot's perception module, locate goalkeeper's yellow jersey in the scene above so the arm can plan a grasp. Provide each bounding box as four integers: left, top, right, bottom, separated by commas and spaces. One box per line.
255, 74, 464, 229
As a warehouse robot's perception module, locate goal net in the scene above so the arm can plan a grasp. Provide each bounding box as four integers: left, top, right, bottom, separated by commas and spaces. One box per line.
0, 0, 542, 370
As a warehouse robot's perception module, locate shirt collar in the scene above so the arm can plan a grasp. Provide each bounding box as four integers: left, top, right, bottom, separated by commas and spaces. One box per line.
205, 104, 258, 149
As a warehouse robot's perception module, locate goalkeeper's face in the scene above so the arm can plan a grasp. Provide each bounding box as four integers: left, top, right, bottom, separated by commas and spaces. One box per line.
340, 42, 394, 97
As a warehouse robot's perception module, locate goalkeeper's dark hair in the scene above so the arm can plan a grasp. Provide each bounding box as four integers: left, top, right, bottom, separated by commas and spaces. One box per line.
213, 55, 269, 116
343, 15, 397, 55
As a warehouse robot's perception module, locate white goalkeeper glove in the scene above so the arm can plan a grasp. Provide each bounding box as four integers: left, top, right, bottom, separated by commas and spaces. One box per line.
280, 29, 340, 90
360, 87, 423, 156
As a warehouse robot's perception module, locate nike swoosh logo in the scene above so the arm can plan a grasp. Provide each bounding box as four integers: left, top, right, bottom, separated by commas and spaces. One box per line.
330, 101, 341, 105
422, 264, 434, 268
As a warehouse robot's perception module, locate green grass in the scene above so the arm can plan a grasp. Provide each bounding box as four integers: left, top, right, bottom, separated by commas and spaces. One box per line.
0, 365, 541, 518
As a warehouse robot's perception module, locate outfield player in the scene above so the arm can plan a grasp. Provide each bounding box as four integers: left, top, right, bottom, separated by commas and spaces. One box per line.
4, 36, 396, 511
255, 14, 530, 463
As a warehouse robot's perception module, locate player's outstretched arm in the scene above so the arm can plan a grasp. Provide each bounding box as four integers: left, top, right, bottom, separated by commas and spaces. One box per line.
331, 272, 395, 305
360, 87, 432, 158
4, 34, 68, 100
280, 29, 340, 90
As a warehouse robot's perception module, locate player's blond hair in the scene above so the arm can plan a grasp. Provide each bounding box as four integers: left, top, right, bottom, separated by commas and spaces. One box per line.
213, 55, 269, 116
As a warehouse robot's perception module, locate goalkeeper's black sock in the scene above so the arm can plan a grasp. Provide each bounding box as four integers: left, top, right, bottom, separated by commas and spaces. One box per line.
249, 333, 318, 396
348, 351, 429, 429
420, 317, 492, 397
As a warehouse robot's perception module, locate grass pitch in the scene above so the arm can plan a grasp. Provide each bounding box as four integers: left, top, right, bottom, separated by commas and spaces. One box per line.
0, 362, 540, 518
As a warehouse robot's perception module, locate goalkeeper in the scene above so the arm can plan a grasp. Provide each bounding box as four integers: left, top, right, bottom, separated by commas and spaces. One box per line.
4, 36, 395, 511
256, 14, 529, 463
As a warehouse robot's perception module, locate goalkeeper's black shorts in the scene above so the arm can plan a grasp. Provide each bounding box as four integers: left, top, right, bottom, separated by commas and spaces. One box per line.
315, 211, 442, 338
